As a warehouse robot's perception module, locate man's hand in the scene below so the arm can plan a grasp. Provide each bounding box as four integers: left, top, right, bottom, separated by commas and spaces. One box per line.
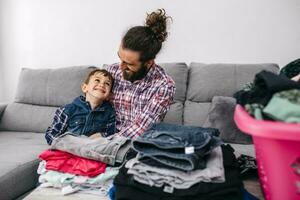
89, 133, 102, 139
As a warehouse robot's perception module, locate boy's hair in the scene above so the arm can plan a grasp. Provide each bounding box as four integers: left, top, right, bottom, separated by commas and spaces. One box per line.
84, 69, 114, 91
122, 9, 171, 62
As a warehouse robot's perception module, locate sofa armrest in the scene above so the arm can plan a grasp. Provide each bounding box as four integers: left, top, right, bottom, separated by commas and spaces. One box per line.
0, 103, 8, 121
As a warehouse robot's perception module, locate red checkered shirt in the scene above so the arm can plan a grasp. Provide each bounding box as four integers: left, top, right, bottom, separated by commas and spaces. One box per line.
107, 63, 176, 139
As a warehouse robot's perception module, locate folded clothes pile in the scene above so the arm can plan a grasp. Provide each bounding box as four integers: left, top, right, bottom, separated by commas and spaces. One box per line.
38, 134, 131, 196
113, 123, 244, 200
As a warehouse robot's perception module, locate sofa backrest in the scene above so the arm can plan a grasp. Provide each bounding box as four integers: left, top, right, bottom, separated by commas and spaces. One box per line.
183, 63, 279, 126
0, 66, 96, 133
0, 62, 279, 133
159, 63, 188, 125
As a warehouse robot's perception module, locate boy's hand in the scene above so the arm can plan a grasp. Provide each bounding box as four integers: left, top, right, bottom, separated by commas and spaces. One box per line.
89, 133, 102, 139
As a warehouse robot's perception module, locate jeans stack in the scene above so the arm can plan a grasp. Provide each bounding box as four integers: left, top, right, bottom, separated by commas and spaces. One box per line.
113, 123, 243, 200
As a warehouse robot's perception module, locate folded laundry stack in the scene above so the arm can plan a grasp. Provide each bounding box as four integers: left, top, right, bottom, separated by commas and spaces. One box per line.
113, 123, 244, 200
38, 134, 131, 196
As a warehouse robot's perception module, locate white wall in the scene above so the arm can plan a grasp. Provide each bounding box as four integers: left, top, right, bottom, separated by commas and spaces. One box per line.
1, 0, 300, 102
0, 0, 5, 101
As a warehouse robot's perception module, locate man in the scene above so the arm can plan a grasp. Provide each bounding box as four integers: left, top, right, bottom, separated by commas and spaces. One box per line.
107, 9, 175, 139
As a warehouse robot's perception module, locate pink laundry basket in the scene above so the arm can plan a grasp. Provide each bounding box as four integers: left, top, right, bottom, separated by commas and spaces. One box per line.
234, 105, 300, 200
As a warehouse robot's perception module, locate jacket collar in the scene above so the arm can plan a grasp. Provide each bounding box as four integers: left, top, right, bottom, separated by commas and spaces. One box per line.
73, 96, 108, 112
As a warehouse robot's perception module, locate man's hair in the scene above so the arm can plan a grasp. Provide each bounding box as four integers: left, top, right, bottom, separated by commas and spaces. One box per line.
122, 9, 171, 62
84, 69, 114, 91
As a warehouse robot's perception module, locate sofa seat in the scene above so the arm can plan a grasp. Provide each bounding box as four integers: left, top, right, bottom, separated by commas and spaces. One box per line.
0, 131, 48, 200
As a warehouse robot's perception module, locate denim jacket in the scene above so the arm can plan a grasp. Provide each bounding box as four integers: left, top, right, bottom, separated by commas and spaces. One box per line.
45, 96, 116, 145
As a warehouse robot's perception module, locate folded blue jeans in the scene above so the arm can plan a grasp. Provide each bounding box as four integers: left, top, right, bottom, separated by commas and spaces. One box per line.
132, 123, 222, 171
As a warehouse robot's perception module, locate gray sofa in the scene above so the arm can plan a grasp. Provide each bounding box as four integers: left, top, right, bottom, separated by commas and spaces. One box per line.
0, 62, 279, 199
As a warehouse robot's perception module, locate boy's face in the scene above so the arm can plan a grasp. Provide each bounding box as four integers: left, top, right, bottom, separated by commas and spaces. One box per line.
82, 72, 112, 102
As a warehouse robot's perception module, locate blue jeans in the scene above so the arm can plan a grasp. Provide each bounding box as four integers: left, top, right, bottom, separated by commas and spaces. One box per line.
132, 123, 222, 171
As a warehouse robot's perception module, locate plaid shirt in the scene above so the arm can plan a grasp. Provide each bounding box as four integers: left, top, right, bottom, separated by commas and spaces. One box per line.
45, 107, 68, 145
108, 63, 175, 139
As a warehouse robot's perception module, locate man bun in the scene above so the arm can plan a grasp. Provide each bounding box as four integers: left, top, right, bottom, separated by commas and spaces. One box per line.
145, 9, 171, 42
122, 8, 172, 62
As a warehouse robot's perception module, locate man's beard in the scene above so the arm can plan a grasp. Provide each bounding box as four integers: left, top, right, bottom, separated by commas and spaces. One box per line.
123, 63, 149, 82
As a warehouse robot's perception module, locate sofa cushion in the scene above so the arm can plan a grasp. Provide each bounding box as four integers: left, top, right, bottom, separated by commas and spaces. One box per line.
159, 63, 188, 102
15, 66, 97, 107
186, 63, 279, 102
0, 103, 58, 133
0, 131, 48, 200
163, 102, 183, 125
203, 96, 252, 144
183, 101, 211, 126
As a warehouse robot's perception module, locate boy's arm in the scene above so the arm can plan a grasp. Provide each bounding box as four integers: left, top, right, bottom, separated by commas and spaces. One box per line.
45, 107, 69, 145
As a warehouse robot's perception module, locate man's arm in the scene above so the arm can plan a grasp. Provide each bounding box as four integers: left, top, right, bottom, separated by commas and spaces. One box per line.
45, 107, 68, 145
118, 83, 175, 139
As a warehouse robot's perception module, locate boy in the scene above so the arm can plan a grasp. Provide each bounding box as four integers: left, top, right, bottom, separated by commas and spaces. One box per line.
45, 69, 116, 145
